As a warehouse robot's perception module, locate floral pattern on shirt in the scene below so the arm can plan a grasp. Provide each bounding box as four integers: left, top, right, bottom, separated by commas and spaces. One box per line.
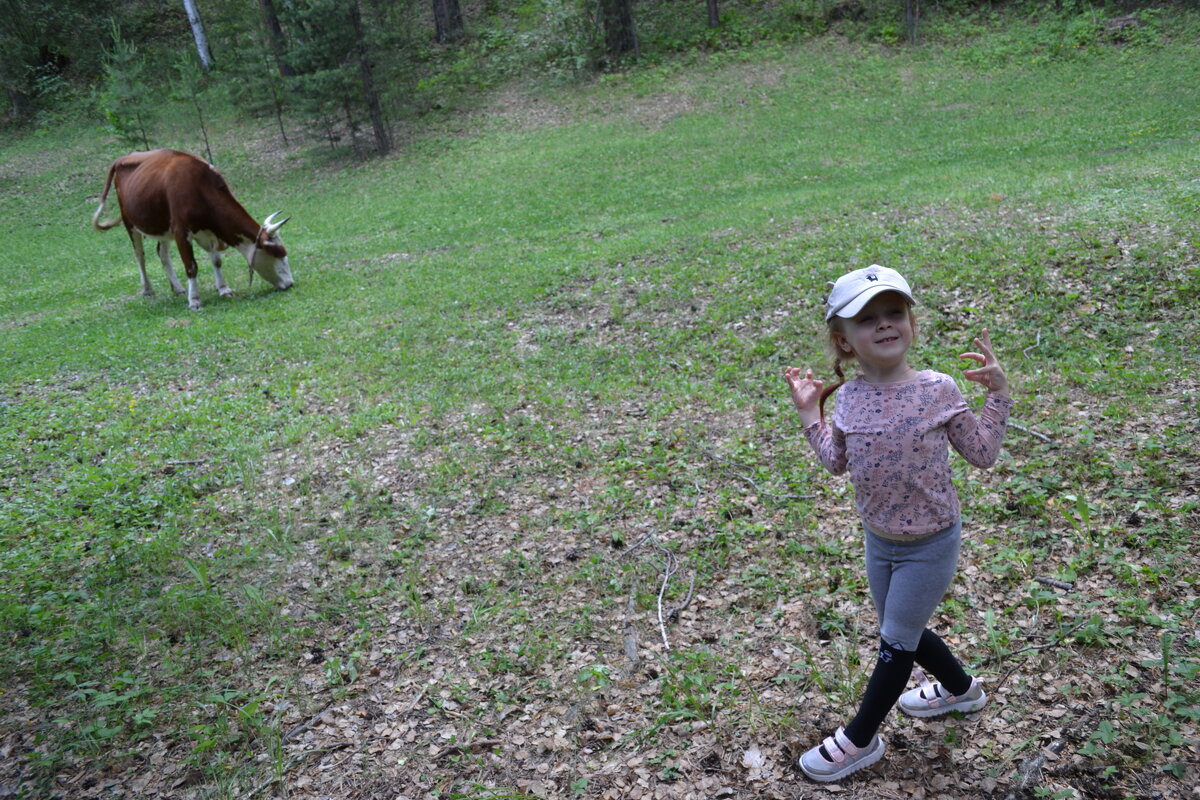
804, 370, 1014, 536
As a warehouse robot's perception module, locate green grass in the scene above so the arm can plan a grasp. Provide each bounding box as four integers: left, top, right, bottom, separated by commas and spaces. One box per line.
2, 15, 1199, 799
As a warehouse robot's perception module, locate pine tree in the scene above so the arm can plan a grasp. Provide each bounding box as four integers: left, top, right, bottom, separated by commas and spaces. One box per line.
99, 21, 154, 149
284, 0, 390, 156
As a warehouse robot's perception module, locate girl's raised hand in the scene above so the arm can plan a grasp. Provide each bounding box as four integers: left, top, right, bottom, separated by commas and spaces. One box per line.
960, 328, 1010, 395
784, 367, 824, 424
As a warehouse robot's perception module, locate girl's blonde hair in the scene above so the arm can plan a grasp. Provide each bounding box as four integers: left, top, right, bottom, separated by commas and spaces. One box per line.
818, 303, 918, 417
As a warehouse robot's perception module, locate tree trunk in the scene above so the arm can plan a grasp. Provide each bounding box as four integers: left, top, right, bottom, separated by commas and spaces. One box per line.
271, 86, 289, 146
191, 94, 213, 163
257, 0, 294, 77
599, 0, 638, 60
4, 84, 31, 120
343, 96, 361, 157
135, 110, 150, 150
433, 0, 464, 44
349, 0, 390, 156
181, 0, 215, 71
707, 0, 720, 28
903, 0, 919, 44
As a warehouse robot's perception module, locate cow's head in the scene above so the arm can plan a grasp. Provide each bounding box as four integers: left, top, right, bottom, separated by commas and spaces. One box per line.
250, 212, 294, 290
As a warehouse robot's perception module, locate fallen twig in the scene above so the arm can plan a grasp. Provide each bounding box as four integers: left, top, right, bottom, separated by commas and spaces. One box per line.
666, 571, 697, 622
623, 625, 639, 667
618, 530, 657, 559
403, 682, 430, 715
437, 704, 476, 723
989, 618, 1092, 691
1034, 576, 1074, 591
656, 544, 679, 651
622, 581, 640, 672
433, 737, 503, 760
1022, 330, 1042, 359
1009, 421, 1055, 444
283, 703, 333, 743
1004, 618, 1090, 659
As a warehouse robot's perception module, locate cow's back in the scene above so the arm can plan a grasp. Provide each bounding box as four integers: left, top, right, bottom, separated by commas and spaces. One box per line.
114, 150, 250, 242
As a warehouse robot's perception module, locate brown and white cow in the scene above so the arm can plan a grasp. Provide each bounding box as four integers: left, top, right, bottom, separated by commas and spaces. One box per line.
92, 149, 293, 310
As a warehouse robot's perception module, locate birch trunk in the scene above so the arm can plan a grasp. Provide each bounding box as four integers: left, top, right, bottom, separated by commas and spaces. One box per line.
182, 0, 215, 71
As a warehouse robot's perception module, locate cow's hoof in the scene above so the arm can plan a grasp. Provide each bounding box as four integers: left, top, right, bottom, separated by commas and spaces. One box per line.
142, 289, 156, 297
219, 289, 234, 298
188, 302, 203, 311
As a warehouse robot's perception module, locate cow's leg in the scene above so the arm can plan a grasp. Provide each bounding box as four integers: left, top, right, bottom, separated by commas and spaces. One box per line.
157, 241, 186, 295
209, 250, 233, 298
174, 229, 204, 310
129, 230, 154, 296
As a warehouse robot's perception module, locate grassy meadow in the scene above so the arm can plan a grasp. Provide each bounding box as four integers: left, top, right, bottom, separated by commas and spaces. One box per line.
1, 17, 1198, 800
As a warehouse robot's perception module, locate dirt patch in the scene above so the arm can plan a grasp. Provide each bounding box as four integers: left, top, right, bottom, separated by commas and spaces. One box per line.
474, 86, 577, 133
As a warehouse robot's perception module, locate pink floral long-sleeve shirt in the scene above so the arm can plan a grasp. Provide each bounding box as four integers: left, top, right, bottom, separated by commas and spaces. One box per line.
804, 370, 1014, 537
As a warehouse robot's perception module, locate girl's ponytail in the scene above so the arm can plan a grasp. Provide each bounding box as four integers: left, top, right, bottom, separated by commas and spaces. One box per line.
818, 357, 846, 418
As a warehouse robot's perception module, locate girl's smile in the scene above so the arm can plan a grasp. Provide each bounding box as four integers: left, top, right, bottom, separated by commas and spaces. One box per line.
836, 292, 915, 382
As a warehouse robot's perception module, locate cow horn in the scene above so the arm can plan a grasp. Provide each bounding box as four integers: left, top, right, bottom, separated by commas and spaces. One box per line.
263, 212, 290, 236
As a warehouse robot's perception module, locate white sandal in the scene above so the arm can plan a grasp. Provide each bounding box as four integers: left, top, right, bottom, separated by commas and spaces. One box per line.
798, 726, 885, 782
898, 669, 987, 718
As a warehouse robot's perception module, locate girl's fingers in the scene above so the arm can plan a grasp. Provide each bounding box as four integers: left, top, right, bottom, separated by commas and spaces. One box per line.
785, 367, 817, 381
785, 367, 816, 389
963, 368, 991, 383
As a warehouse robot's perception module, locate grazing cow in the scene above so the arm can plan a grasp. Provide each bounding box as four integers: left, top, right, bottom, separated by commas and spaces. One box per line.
92, 149, 293, 310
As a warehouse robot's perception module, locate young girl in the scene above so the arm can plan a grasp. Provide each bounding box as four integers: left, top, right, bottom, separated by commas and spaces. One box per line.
784, 265, 1013, 782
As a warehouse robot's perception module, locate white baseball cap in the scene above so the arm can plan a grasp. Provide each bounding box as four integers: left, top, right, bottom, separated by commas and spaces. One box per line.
824, 265, 914, 321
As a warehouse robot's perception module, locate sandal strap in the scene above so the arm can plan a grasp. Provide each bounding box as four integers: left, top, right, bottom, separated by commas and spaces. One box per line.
914, 668, 940, 701
826, 727, 861, 761
820, 735, 845, 764
820, 728, 855, 764
913, 668, 959, 708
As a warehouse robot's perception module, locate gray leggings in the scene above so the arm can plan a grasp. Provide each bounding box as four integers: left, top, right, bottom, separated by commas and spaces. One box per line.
864, 520, 962, 652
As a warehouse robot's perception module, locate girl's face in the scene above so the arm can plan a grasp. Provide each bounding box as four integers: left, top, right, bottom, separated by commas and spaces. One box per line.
833, 292, 914, 372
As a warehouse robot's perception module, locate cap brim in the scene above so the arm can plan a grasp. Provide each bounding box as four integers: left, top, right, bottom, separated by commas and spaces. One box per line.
828, 285, 913, 320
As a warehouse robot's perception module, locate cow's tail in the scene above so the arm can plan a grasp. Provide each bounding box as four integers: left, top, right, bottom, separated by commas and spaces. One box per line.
92, 160, 123, 231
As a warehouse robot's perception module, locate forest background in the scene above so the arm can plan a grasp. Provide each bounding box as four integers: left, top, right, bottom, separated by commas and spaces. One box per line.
1, 1, 1198, 799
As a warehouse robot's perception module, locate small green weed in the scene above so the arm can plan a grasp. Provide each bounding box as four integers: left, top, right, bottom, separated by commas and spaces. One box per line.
657, 647, 742, 723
